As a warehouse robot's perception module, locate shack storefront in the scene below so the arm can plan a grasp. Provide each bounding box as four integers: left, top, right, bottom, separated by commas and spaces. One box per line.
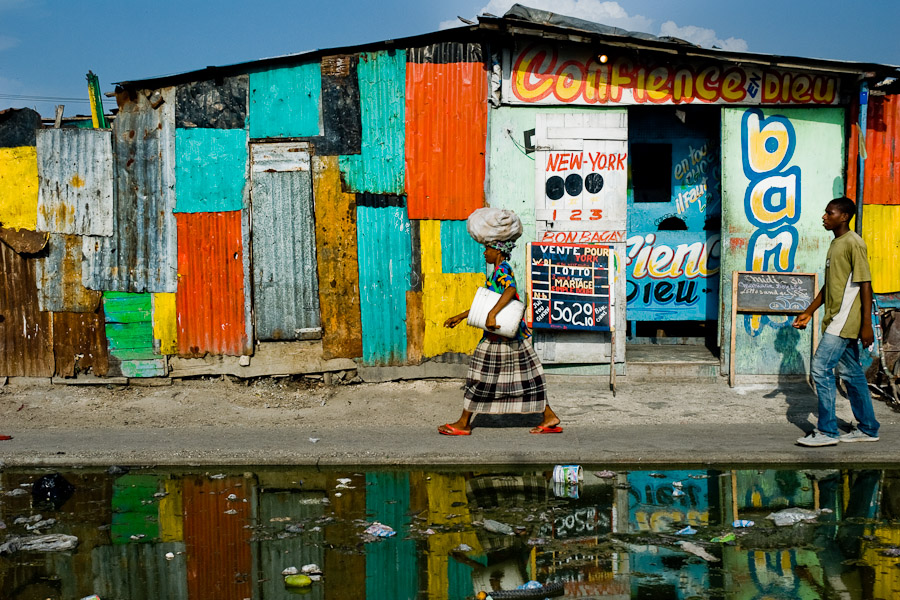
1, 5, 898, 384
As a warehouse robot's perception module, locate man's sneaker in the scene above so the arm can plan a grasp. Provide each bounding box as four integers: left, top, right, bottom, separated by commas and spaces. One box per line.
796, 431, 839, 447
839, 428, 880, 443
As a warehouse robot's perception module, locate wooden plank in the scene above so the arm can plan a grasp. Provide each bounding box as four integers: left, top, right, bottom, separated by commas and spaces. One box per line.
729, 271, 738, 387
406, 290, 425, 364
168, 340, 355, 378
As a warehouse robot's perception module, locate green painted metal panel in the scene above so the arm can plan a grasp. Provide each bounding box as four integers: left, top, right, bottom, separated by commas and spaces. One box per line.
111, 474, 162, 544
174, 128, 247, 213
249, 63, 322, 139
721, 107, 844, 376
105, 323, 154, 350
440, 219, 484, 274
357, 205, 412, 365
365, 472, 417, 600
103, 291, 165, 377
339, 50, 406, 194
102, 291, 152, 322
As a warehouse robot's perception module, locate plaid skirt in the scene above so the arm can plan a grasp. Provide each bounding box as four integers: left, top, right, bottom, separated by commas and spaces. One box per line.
463, 337, 547, 414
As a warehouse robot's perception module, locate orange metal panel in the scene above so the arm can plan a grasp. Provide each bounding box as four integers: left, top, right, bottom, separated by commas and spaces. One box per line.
846, 94, 900, 205
405, 60, 488, 220
176, 212, 251, 356
0, 239, 53, 377
183, 475, 252, 600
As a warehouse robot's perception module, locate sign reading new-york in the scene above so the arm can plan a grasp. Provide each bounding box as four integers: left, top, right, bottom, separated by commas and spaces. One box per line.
529, 243, 612, 331
507, 45, 839, 106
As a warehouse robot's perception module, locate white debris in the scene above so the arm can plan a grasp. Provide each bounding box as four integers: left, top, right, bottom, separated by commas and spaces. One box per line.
677, 541, 719, 562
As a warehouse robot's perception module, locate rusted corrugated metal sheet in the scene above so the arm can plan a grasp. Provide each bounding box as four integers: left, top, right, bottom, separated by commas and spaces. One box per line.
183, 475, 252, 600
315, 54, 362, 155
176, 211, 252, 356
0, 239, 53, 376
0, 107, 40, 148
83, 88, 178, 293
847, 94, 900, 205
0, 225, 47, 253
52, 310, 109, 377
35, 128, 114, 236
176, 75, 248, 129
35, 233, 102, 312
405, 43, 487, 219
862, 204, 900, 293
312, 156, 363, 359
338, 50, 406, 194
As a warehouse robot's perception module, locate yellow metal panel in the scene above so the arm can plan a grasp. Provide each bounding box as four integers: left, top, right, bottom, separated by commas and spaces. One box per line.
862, 525, 900, 599
152, 292, 178, 355
159, 478, 184, 542
0, 146, 39, 230
862, 204, 900, 294
425, 473, 483, 599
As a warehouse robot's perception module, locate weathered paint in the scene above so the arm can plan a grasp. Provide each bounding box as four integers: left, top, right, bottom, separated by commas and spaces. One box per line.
365, 471, 418, 598
0, 225, 47, 253
0, 239, 53, 377
183, 475, 252, 600
103, 291, 166, 377
405, 49, 488, 219
176, 75, 248, 129
847, 94, 900, 206
152, 292, 178, 355
35, 128, 114, 236
312, 156, 363, 359
0, 107, 41, 147
52, 310, 109, 377
721, 107, 844, 376
251, 167, 321, 339
159, 478, 184, 542
356, 204, 412, 365
406, 289, 425, 363
111, 473, 161, 544
92, 542, 188, 600
250, 140, 310, 172
315, 54, 362, 155
424, 473, 483, 598
174, 128, 247, 213
248, 62, 322, 139
439, 219, 483, 273
339, 50, 407, 194
35, 233, 102, 312
176, 211, 251, 356
862, 204, 900, 294
0, 146, 39, 231
419, 220, 483, 358
83, 88, 178, 293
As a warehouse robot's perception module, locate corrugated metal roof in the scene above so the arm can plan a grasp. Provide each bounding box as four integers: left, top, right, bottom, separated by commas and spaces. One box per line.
82, 88, 178, 293
847, 93, 900, 206
0, 240, 53, 377
35, 128, 114, 236
35, 233, 102, 312
862, 204, 900, 294
92, 542, 188, 600
407, 42, 482, 64
176, 211, 252, 356
405, 44, 488, 220
52, 310, 109, 377
251, 164, 321, 339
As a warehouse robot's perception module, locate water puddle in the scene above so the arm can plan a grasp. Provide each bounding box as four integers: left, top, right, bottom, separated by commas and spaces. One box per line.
1, 465, 899, 599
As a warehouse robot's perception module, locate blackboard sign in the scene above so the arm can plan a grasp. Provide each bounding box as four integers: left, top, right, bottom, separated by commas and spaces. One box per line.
735, 271, 816, 314
528, 243, 613, 331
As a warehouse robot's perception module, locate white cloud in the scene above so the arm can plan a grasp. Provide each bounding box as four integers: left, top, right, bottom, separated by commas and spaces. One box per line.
659, 21, 748, 52
0, 34, 19, 51
441, 0, 653, 32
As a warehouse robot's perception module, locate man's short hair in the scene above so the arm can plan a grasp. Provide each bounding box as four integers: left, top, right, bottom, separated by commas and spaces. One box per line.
828, 196, 857, 218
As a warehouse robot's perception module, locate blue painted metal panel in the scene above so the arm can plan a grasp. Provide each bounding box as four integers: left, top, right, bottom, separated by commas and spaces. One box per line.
174, 128, 247, 213
440, 219, 484, 274
248, 63, 322, 139
357, 205, 411, 364
338, 50, 406, 194
365, 472, 417, 600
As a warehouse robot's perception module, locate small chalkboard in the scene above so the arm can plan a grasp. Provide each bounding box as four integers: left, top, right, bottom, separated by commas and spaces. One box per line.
735, 271, 816, 314
528, 243, 613, 331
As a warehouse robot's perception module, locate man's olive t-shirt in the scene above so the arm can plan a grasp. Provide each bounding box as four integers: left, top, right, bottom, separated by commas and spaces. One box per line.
823, 231, 872, 339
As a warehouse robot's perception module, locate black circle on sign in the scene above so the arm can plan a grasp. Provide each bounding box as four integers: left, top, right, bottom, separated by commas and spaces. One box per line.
585, 172, 604, 194
546, 176, 565, 200
565, 173, 583, 196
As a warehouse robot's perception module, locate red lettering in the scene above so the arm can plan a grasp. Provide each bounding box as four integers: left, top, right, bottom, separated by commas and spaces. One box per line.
571, 210, 582, 220
616, 153, 627, 170
570, 152, 583, 170
558, 153, 570, 171
546, 154, 560, 172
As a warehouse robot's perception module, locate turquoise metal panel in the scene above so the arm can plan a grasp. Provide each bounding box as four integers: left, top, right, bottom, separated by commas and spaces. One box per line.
174, 128, 247, 213
357, 205, 412, 364
440, 219, 484, 274
338, 50, 406, 194
365, 472, 417, 600
248, 63, 322, 139
92, 542, 188, 600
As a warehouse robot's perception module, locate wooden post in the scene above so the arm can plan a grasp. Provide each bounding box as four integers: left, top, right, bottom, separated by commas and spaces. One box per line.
610, 326, 616, 396
731, 470, 739, 522
53, 105, 64, 128
729, 271, 738, 387
811, 273, 819, 386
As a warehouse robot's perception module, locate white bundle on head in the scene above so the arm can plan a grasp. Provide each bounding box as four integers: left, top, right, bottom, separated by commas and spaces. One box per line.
466, 207, 523, 244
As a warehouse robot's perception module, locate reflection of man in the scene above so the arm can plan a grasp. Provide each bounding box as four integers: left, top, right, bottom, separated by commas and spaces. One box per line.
793, 197, 880, 447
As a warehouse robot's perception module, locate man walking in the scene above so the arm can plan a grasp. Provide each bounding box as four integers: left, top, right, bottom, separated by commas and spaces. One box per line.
792, 197, 880, 447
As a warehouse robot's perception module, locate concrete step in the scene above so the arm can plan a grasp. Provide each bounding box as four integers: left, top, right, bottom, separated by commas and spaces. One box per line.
625, 343, 721, 381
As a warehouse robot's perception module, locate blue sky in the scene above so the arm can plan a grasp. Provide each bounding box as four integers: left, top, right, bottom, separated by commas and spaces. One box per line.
1, 0, 898, 118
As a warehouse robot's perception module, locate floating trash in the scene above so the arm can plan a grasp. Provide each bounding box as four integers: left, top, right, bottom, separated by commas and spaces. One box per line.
676, 526, 697, 535
364, 522, 396, 537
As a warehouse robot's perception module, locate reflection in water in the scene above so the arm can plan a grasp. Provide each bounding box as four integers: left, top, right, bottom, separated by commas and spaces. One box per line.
1, 466, 899, 599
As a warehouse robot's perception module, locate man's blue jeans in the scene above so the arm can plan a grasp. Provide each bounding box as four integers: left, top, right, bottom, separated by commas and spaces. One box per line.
810, 332, 880, 438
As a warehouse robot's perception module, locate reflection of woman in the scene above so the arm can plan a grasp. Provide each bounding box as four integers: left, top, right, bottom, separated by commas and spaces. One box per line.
438, 209, 561, 436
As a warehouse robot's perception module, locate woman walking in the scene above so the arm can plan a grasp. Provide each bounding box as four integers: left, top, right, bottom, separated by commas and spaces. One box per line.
438, 208, 562, 436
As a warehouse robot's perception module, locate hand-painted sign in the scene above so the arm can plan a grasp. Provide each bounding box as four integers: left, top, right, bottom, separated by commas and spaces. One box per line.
504, 44, 839, 107
528, 243, 613, 331
735, 271, 815, 314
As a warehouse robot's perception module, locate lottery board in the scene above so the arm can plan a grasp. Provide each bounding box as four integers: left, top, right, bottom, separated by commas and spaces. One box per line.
527, 243, 613, 331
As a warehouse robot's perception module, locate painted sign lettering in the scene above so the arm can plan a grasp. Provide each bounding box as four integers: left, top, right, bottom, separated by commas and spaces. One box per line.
529, 243, 613, 331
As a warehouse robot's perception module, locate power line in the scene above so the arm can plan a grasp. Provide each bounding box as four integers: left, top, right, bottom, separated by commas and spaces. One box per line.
0, 93, 114, 104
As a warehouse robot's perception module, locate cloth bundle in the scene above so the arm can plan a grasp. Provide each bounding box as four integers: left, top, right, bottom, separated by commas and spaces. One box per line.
466, 208, 523, 244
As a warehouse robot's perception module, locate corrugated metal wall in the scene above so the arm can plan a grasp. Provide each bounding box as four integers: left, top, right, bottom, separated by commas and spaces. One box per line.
0, 145, 39, 231
103, 291, 166, 377
52, 310, 109, 377
862, 205, 900, 294
35, 233, 102, 312
92, 542, 188, 600
0, 239, 54, 376
35, 128, 114, 236
405, 43, 487, 220
248, 62, 322, 139
176, 75, 248, 129
365, 472, 418, 598
174, 128, 247, 213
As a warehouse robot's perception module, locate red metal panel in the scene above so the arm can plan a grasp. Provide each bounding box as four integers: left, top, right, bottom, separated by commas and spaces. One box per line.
52, 310, 109, 377
176, 211, 250, 356
183, 475, 252, 600
846, 94, 900, 205
0, 239, 53, 377
405, 60, 488, 220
